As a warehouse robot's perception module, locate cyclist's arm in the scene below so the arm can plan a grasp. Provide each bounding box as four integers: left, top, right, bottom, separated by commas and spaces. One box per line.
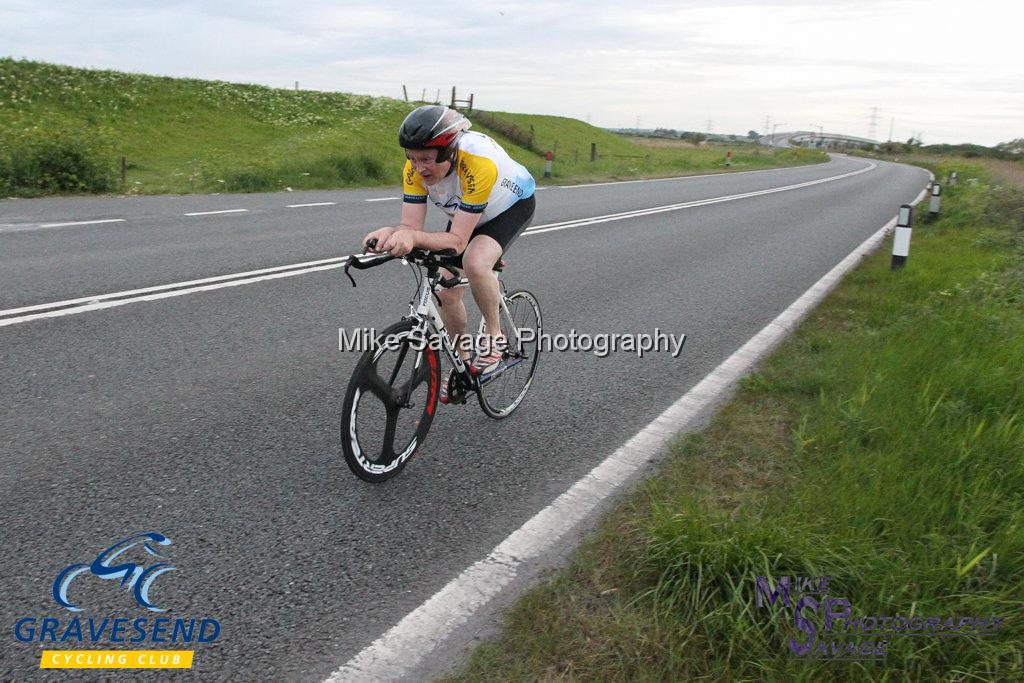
396, 201, 427, 230
410, 209, 481, 253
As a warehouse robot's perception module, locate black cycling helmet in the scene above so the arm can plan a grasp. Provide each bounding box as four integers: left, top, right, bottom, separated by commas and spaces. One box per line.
399, 105, 471, 162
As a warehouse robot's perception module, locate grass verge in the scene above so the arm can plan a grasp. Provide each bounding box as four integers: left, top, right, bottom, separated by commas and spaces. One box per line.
0, 58, 825, 197
443, 159, 1024, 682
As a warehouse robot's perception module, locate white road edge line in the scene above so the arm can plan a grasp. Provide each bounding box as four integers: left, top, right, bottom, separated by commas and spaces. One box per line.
0, 159, 876, 327
325, 174, 933, 683
287, 202, 337, 208
38, 218, 127, 228
365, 197, 399, 202
184, 209, 249, 216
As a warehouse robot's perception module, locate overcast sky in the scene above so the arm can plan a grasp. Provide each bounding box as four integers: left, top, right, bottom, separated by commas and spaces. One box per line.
2, 0, 1020, 145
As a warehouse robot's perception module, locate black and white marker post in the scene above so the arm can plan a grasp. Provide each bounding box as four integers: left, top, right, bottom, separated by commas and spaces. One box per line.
928, 183, 942, 222
948, 170, 958, 187
891, 204, 913, 270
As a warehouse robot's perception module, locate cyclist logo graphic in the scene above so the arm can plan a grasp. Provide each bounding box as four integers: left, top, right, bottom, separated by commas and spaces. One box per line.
52, 532, 176, 613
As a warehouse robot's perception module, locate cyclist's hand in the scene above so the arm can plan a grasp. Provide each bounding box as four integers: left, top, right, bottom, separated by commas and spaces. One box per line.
381, 229, 417, 257
362, 227, 395, 252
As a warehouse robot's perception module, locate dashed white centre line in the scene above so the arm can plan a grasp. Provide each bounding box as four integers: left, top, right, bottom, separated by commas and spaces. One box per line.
38, 218, 127, 228
365, 197, 399, 202
184, 209, 249, 216
287, 202, 337, 208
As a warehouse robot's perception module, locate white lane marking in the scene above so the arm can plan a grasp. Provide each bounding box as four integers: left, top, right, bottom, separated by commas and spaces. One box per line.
325, 173, 933, 683
184, 209, 249, 216
560, 157, 836, 189
365, 197, 399, 202
0, 261, 353, 327
38, 218, 127, 228
0, 159, 879, 327
287, 202, 337, 208
524, 161, 875, 235
0, 256, 352, 323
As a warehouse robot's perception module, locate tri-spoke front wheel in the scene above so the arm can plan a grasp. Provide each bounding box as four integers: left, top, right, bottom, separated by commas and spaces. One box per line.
341, 320, 440, 482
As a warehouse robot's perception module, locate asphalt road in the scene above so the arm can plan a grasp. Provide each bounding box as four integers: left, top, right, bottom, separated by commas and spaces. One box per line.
0, 156, 929, 680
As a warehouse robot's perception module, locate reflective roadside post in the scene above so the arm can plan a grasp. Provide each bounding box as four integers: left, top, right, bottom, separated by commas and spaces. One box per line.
928, 183, 942, 221
544, 150, 553, 179
726, 150, 732, 167
891, 204, 913, 270
948, 170, 958, 187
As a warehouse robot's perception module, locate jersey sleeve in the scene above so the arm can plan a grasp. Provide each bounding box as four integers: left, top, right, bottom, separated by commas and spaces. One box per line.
403, 160, 428, 203
456, 152, 498, 213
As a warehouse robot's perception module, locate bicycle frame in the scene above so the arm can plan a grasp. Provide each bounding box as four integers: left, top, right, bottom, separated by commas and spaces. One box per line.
405, 262, 523, 385
409, 267, 471, 377
345, 248, 527, 398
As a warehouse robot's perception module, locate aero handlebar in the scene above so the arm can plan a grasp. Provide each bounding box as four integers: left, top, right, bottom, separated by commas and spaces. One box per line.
344, 238, 460, 288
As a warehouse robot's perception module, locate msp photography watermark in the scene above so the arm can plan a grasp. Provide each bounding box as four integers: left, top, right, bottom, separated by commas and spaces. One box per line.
753, 574, 1009, 662
338, 327, 686, 359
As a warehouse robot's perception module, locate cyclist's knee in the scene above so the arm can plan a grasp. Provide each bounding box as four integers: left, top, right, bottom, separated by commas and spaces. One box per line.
437, 286, 465, 306
463, 242, 501, 278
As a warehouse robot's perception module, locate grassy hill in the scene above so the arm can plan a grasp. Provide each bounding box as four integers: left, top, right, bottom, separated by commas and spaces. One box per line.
0, 58, 825, 197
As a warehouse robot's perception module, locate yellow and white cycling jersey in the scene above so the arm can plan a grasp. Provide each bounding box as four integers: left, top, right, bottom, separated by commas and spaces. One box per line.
403, 131, 536, 224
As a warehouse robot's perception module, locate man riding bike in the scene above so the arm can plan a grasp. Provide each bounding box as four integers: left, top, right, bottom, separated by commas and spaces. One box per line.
363, 105, 537, 404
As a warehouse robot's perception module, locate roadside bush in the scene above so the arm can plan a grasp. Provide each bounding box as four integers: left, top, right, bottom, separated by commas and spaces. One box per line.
0, 137, 114, 195
0, 155, 11, 195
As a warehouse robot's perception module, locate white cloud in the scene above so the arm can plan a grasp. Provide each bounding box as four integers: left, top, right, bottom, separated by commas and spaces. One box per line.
0, 0, 1020, 144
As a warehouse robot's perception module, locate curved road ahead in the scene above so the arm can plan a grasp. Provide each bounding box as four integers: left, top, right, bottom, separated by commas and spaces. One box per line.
1, 155, 928, 680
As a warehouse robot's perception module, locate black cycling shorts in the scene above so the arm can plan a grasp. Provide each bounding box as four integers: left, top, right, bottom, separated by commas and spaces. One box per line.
444, 195, 535, 269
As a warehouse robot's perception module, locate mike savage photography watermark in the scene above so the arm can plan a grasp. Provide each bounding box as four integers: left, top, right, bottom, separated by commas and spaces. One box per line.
338, 327, 687, 359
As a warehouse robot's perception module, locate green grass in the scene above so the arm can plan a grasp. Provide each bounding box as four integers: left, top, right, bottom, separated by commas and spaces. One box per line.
443, 160, 1024, 682
0, 58, 825, 197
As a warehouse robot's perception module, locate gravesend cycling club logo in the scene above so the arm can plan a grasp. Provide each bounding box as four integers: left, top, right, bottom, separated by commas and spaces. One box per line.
13, 531, 222, 670
54, 532, 176, 612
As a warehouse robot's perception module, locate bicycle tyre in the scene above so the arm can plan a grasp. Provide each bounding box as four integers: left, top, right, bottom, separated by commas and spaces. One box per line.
341, 319, 440, 482
476, 289, 542, 419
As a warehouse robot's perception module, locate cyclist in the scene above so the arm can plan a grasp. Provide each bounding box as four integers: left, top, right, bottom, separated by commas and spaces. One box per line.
363, 105, 537, 404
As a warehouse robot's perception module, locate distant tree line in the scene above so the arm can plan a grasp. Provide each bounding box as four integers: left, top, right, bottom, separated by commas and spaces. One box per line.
876, 137, 1023, 160
611, 128, 762, 145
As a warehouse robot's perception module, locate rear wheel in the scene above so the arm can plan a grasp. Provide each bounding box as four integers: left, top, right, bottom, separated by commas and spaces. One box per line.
341, 320, 440, 482
476, 289, 542, 419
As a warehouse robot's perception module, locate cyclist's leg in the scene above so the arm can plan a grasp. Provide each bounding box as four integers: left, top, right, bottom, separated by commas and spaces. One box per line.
438, 219, 473, 364
463, 237, 504, 344
436, 268, 472, 364
463, 196, 536, 351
